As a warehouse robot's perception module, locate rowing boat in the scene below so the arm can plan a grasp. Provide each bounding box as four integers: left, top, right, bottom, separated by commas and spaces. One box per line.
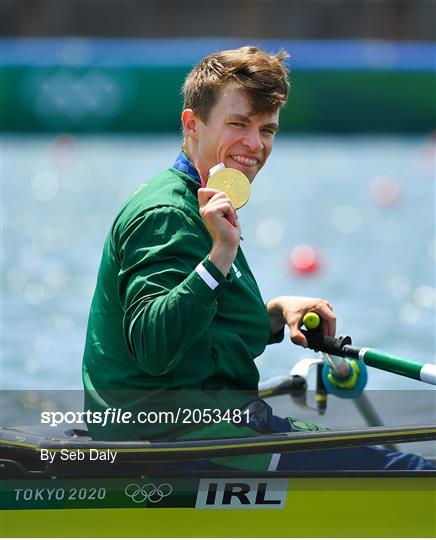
1, 326, 435, 537
1, 422, 435, 537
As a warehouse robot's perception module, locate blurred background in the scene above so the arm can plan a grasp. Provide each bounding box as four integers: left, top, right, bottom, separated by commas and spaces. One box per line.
1, 0, 435, 133
1, 1, 435, 432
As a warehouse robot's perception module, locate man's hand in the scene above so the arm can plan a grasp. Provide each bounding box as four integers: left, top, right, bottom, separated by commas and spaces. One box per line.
198, 188, 240, 276
266, 296, 336, 348
198, 188, 240, 247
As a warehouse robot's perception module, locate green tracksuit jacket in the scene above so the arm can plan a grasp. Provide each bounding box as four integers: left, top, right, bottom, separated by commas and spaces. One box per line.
82, 167, 283, 445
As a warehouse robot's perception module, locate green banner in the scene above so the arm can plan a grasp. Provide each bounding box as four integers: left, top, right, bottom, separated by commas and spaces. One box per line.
1, 477, 197, 510
1, 66, 434, 133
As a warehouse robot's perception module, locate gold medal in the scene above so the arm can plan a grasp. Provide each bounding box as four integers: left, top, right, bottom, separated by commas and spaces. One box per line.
207, 167, 251, 209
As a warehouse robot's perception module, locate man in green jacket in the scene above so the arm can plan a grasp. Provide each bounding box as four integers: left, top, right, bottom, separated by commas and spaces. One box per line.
82, 46, 433, 471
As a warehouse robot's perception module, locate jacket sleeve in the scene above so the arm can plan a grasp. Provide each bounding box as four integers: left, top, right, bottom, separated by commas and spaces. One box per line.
117, 206, 232, 375
267, 327, 285, 345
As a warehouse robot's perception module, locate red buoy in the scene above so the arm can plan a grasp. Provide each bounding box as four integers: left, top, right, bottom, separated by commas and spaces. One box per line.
369, 176, 402, 207
51, 133, 77, 167
289, 244, 321, 275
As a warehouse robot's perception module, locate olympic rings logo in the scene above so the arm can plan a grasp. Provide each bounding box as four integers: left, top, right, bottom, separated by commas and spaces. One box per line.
124, 483, 173, 504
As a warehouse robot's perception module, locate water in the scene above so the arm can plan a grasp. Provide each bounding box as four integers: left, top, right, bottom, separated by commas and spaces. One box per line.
2, 134, 435, 402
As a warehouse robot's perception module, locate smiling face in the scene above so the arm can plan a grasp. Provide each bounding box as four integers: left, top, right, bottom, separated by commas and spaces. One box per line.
182, 86, 279, 184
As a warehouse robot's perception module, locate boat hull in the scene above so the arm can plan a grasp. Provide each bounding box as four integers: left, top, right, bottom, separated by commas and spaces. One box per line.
2, 424, 435, 536
1, 475, 435, 537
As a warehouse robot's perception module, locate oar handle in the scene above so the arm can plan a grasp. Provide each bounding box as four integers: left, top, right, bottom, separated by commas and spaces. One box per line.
302, 313, 436, 386
354, 348, 436, 386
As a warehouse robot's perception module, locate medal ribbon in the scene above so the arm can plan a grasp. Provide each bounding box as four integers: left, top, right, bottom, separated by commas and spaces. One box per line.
173, 152, 204, 186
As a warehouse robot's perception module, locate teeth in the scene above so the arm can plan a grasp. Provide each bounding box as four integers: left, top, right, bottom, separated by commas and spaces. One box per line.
231, 155, 258, 166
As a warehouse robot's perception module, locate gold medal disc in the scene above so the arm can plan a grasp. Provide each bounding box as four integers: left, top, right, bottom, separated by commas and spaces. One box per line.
207, 168, 251, 209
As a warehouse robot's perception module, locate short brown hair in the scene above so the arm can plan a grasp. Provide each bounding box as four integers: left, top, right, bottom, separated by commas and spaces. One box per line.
182, 46, 290, 122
